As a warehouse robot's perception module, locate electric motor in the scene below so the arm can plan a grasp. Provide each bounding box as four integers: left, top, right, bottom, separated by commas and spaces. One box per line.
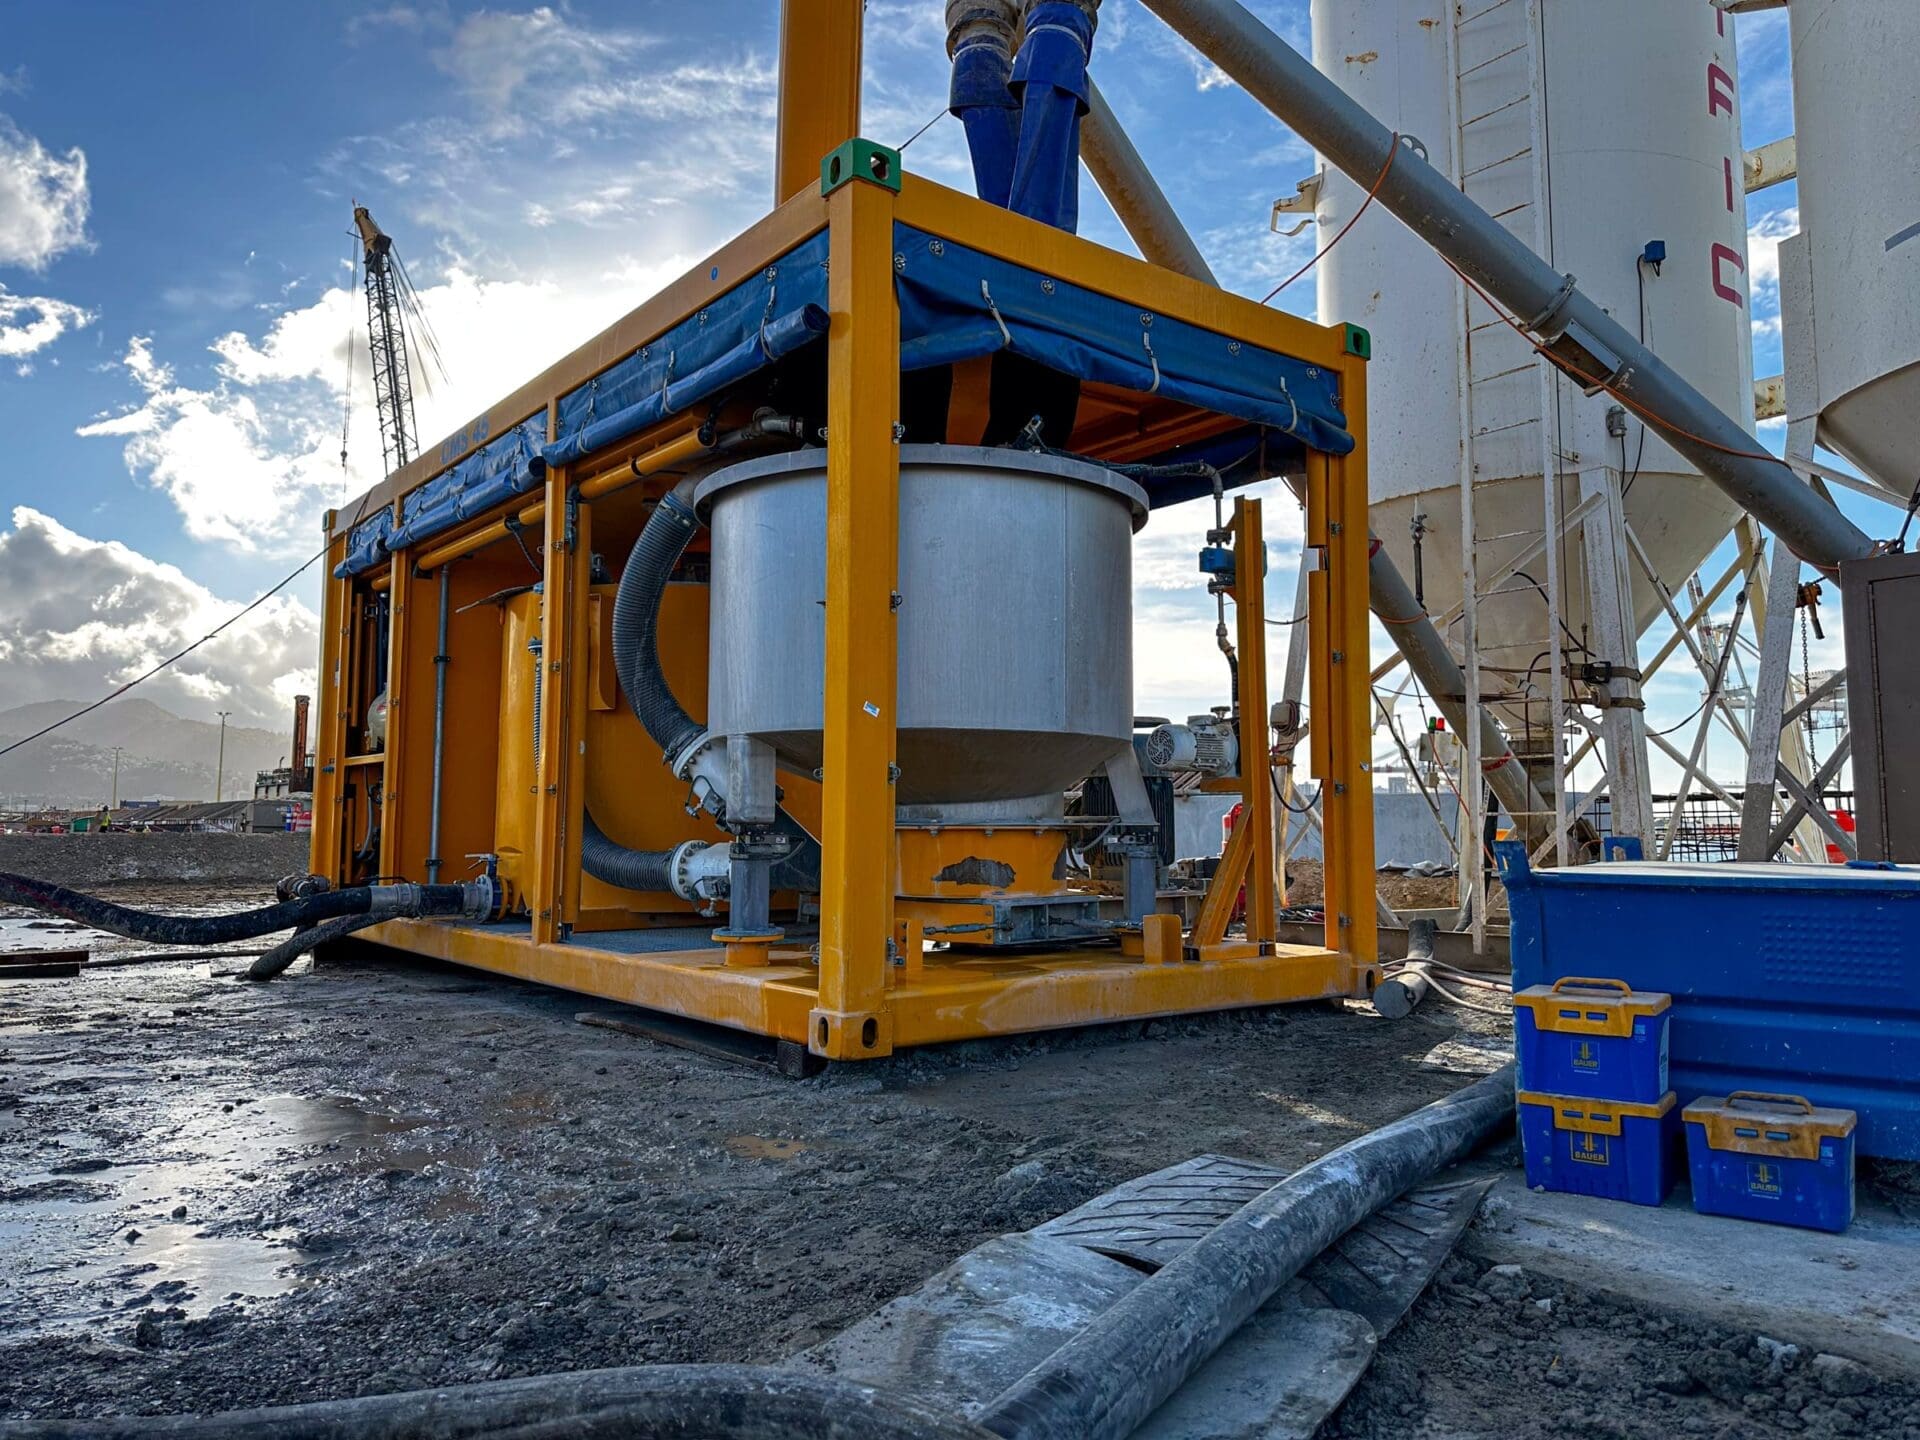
1145, 714, 1239, 778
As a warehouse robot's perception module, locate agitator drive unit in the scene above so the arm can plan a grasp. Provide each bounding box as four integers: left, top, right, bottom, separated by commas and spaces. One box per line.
312, 24, 1380, 1059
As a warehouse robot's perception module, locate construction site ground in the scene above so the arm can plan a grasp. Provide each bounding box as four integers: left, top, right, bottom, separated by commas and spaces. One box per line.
4, 872, 1918, 1438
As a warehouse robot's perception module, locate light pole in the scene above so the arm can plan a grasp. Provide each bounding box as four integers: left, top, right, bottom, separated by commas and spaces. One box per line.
215, 712, 231, 803
110, 747, 121, 810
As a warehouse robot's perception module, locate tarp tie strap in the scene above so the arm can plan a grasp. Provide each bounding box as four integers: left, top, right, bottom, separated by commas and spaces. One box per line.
981, 280, 1012, 348
1142, 328, 1162, 394
657, 349, 677, 413
756, 279, 780, 360
1276, 376, 1299, 435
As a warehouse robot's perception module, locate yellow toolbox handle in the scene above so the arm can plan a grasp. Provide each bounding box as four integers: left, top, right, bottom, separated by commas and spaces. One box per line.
1725, 1091, 1815, 1115
1549, 977, 1632, 997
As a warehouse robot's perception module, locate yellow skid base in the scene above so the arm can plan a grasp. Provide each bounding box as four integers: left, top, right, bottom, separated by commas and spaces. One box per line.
362, 920, 1378, 1060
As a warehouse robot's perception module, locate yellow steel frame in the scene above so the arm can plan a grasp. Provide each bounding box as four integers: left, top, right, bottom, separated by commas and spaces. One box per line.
312, 134, 1379, 1059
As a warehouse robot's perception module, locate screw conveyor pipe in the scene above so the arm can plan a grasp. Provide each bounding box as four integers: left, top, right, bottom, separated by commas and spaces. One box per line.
1134, 0, 1874, 573
1079, 76, 1558, 845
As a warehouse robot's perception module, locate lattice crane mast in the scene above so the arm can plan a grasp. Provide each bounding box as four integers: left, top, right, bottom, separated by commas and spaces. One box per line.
352, 204, 444, 475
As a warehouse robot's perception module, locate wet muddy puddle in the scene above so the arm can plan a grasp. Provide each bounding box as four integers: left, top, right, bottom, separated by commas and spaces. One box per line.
0, 1091, 464, 1338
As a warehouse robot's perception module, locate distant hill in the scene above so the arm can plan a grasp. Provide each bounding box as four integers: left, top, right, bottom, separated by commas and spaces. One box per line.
0, 699, 294, 809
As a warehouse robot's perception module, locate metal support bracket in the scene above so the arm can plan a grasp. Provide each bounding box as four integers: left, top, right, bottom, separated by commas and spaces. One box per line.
821, 138, 903, 197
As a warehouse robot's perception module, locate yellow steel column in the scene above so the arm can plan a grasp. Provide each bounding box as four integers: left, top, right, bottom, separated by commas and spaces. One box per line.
1313, 354, 1378, 972
311, 520, 353, 882
378, 551, 414, 880
812, 171, 900, 1060
775, 0, 864, 205
532, 457, 587, 945
1232, 497, 1278, 945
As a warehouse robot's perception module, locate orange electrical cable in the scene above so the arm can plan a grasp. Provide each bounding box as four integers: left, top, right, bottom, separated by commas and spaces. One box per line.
1262, 133, 1400, 304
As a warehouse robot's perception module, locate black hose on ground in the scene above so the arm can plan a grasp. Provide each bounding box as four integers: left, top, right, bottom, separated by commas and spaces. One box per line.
244, 913, 389, 982
0, 1363, 995, 1440
0, 874, 473, 948
975, 1063, 1517, 1440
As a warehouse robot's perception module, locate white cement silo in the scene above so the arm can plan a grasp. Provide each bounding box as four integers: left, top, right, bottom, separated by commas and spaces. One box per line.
1307, 0, 1754, 686
1779, 0, 1920, 493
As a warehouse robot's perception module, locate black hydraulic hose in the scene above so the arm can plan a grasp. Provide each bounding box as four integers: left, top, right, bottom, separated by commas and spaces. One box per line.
579, 811, 823, 897
0, 873, 455, 947
580, 811, 676, 894
608, 446, 825, 892
0, 1363, 996, 1440
610, 488, 705, 765
245, 913, 387, 982
976, 1063, 1517, 1440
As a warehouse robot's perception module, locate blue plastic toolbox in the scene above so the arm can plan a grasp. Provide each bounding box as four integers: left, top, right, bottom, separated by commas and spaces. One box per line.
1513, 977, 1671, 1103
1518, 1090, 1680, 1206
1500, 840, 1920, 1160
1683, 1092, 1857, 1233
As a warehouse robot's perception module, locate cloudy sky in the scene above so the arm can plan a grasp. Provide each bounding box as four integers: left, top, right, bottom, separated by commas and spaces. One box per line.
0, 1, 1879, 795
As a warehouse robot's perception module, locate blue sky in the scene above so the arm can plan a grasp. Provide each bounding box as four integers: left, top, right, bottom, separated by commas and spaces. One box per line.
0, 1, 1872, 794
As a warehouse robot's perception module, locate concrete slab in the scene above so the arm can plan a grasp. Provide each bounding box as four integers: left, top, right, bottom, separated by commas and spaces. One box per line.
1466, 1171, 1920, 1372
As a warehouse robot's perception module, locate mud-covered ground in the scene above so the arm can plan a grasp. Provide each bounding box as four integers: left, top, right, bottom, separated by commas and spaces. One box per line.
2, 888, 1915, 1436
0, 833, 309, 890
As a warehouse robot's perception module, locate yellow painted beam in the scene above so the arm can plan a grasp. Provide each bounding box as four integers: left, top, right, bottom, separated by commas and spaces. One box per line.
1314, 356, 1378, 969
1233, 497, 1279, 944
310, 528, 353, 879
531, 403, 588, 943
377, 553, 414, 880
814, 173, 901, 1059
775, 0, 863, 205
365, 918, 1354, 1050
1191, 808, 1253, 950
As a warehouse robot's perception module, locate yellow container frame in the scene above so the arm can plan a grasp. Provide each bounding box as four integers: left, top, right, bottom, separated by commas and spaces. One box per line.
312, 158, 1379, 1060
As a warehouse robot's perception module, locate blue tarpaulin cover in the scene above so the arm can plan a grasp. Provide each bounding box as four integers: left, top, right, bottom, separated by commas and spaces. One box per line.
892, 224, 1354, 456
334, 222, 1353, 578
335, 506, 395, 579
388, 418, 548, 551
545, 232, 832, 469
1008, 1, 1094, 232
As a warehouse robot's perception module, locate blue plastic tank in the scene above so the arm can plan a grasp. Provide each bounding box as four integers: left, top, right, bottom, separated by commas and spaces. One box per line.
1499, 840, 1920, 1160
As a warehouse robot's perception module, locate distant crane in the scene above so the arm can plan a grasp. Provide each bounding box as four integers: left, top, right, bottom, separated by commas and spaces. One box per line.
351, 204, 446, 475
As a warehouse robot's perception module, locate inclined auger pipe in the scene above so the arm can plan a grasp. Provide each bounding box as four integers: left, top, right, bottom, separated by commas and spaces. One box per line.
1080, 79, 1558, 843
976, 1063, 1517, 1440
1135, 0, 1875, 571
1368, 541, 1557, 838
1080, 78, 1220, 285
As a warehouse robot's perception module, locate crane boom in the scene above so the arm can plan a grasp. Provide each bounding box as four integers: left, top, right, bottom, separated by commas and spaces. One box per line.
354, 204, 419, 474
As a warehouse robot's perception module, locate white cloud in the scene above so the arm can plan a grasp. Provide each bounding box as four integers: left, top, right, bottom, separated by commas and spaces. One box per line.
437, 6, 653, 118
0, 284, 93, 357
82, 247, 697, 553
0, 507, 318, 728
1746, 206, 1799, 293
77, 336, 352, 553
0, 115, 90, 271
